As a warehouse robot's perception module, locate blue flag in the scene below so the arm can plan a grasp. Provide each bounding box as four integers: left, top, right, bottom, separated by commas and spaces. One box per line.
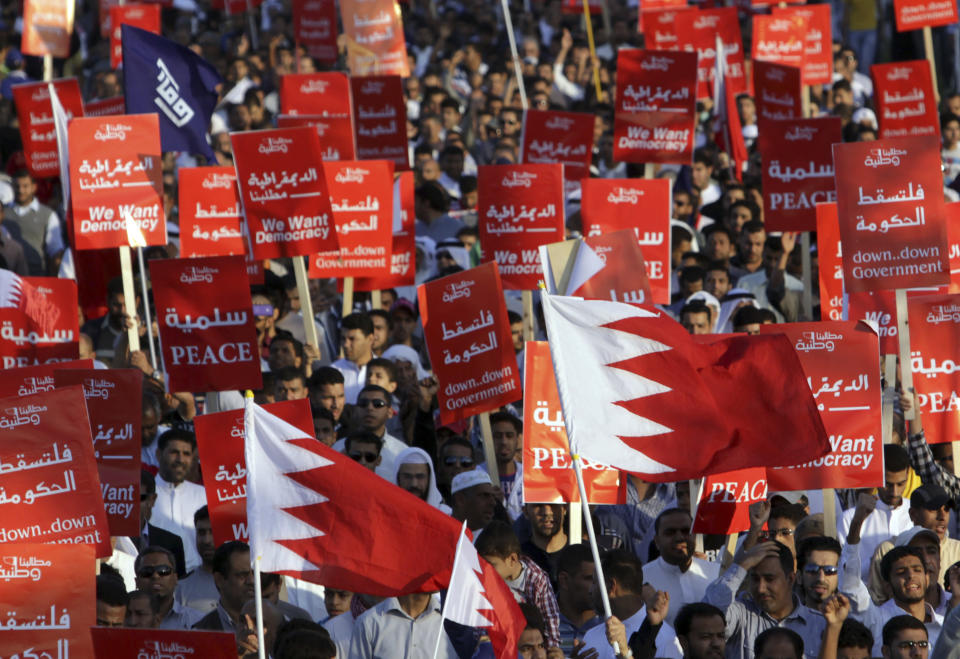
121, 25, 222, 160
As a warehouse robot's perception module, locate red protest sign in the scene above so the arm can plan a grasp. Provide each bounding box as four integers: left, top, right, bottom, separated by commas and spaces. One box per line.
573, 230, 654, 304
231, 126, 338, 260
68, 114, 165, 250
0, 359, 93, 398
280, 72, 352, 116
151, 256, 261, 393
178, 166, 246, 258
872, 61, 940, 140
949, 202, 960, 293
759, 322, 883, 490
293, 0, 338, 65
673, 8, 747, 100
0, 543, 95, 659
0, 387, 110, 556
277, 114, 357, 161
847, 290, 899, 354
12, 79, 84, 180
0, 276, 79, 370
352, 76, 410, 169
418, 263, 522, 425
353, 171, 416, 291
83, 96, 126, 117
908, 294, 960, 444
22, 0, 74, 58
817, 203, 845, 323
833, 137, 950, 292
580, 178, 671, 304
340, 0, 410, 77
109, 4, 161, 69
309, 160, 395, 278
752, 15, 807, 70
640, 8, 688, 49
523, 342, 621, 504
753, 61, 803, 121
614, 49, 697, 164
758, 117, 842, 232
521, 110, 594, 193
894, 0, 958, 31
692, 468, 768, 535
478, 164, 565, 290
195, 398, 314, 544
54, 369, 142, 537
772, 5, 833, 85
91, 628, 237, 659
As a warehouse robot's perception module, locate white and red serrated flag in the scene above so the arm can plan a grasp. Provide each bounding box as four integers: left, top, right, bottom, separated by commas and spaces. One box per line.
713, 35, 747, 181
0, 270, 61, 336
540, 294, 829, 480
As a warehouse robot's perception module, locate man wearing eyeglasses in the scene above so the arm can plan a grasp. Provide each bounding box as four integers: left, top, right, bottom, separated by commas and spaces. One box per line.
333, 384, 406, 480
882, 615, 930, 659
135, 546, 202, 630
796, 536, 842, 611
344, 431, 383, 473
437, 437, 476, 504
763, 505, 806, 557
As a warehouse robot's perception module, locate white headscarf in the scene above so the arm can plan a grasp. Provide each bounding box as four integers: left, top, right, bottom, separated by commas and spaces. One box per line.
382, 344, 429, 381
392, 447, 450, 513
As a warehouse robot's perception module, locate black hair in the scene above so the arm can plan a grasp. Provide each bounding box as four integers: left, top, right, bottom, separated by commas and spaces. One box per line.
754, 628, 803, 659
212, 541, 250, 577
366, 358, 397, 382
194, 505, 210, 525
654, 508, 693, 534
838, 618, 874, 650
796, 536, 842, 572
882, 615, 927, 647
157, 428, 196, 452
884, 444, 910, 473
341, 312, 374, 336
600, 549, 644, 595
674, 603, 725, 637
309, 366, 345, 388
141, 468, 156, 495
881, 546, 927, 583
475, 519, 522, 559
344, 431, 383, 453
96, 573, 129, 607
489, 411, 521, 433
275, 366, 306, 386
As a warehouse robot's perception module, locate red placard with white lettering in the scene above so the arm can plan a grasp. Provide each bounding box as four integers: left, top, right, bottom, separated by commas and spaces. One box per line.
340, 0, 410, 77
613, 49, 698, 164
91, 628, 237, 659
752, 15, 807, 70
758, 117, 842, 231
351, 76, 410, 169
150, 256, 261, 393
109, 4, 161, 69
478, 164, 565, 290
580, 178, 671, 304
353, 171, 416, 291
277, 115, 357, 161
83, 96, 126, 117
22, 0, 74, 58
418, 263, 522, 425
0, 543, 95, 659
280, 73, 352, 116
772, 5, 833, 85
195, 398, 313, 544
894, 0, 959, 31
569, 229, 654, 305
833, 136, 950, 292
872, 61, 940, 140
54, 369, 141, 536
640, 8, 693, 49
847, 290, 899, 354
0, 387, 110, 556
673, 8, 747, 100
817, 203, 845, 323
0, 359, 93, 398
949, 203, 960, 293
293, 0, 338, 64
908, 294, 960, 444
68, 114, 166, 250
692, 468, 768, 535
759, 322, 884, 490
0, 277, 79, 370
178, 166, 246, 257
12, 79, 84, 180
521, 110, 594, 193
753, 60, 803, 121
309, 160, 394, 278
231, 126, 338, 260
523, 342, 621, 504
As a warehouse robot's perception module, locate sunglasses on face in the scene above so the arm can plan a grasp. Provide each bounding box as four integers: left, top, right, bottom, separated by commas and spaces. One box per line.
138, 565, 173, 578
759, 528, 794, 539
356, 398, 388, 409
895, 641, 929, 650
444, 456, 475, 467
350, 451, 379, 463
802, 564, 839, 576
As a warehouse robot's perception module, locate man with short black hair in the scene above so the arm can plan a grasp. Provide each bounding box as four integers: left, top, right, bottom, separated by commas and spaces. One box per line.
735, 232, 804, 322
681, 300, 713, 335
311, 405, 337, 446
274, 366, 308, 401
126, 589, 159, 628
135, 546, 202, 629
368, 310, 392, 357
309, 367, 350, 432
175, 506, 218, 613
4, 168, 64, 275
764, 504, 806, 556
332, 312, 376, 403
332, 384, 406, 479
555, 543, 602, 654
755, 628, 804, 659
343, 431, 383, 473
522, 503, 567, 579
193, 541, 256, 632
437, 437, 476, 503
123, 469, 187, 578
96, 574, 129, 627
151, 429, 207, 573
490, 411, 523, 517
882, 615, 930, 659
796, 536, 842, 610
674, 603, 727, 659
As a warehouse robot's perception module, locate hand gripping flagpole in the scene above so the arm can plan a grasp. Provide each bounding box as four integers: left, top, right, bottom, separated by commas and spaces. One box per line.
245, 390, 267, 659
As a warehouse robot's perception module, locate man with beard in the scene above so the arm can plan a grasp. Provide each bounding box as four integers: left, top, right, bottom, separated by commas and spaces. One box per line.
193, 541, 257, 632
521, 503, 567, 579
644, 508, 720, 625
392, 447, 450, 512
674, 603, 727, 659
796, 536, 842, 611
555, 544, 602, 655
175, 506, 218, 613
332, 384, 406, 480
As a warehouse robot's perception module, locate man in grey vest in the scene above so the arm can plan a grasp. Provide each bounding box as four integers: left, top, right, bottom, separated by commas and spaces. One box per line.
4, 170, 64, 275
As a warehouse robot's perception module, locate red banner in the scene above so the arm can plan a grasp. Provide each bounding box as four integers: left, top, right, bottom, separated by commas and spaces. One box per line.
54, 369, 142, 536
0, 277, 79, 370
950, 202, 960, 293
351, 76, 409, 169
833, 136, 951, 292
22, 0, 74, 58
523, 342, 621, 504
12, 79, 84, 180
0, 543, 96, 659
752, 15, 807, 70
91, 628, 237, 658
478, 164, 565, 290
353, 170, 416, 291
68, 114, 166, 250
640, 8, 691, 49
280, 73, 352, 116
0, 359, 92, 398
847, 290, 899, 354
195, 399, 313, 545
673, 8, 747, 100
0, 387, 110, 556
340, 0, 410, 77
758, 117, 842, 231
83, 96, 126, 117
817, 203, 845, 323
692, 468, 768, 535
521, 109, 594, 193
753, 61, 803, 121
894, 0, 959, 31
872, 61, 940, 140
231, 126, 338, 260
178, 166, 246, 258
580, 178, 671, 304
613, 49, 698, 164
109, 4, 161, 69
418, 263, 522, 425
908, 294, 960, 444
151, 256, 261, 393
759, 322, 884, 490
293, 0, 338, 64
570, 229, 654, 305
277, 114, 357, 161
772, 5, 833, 85
309, 160, 395, 278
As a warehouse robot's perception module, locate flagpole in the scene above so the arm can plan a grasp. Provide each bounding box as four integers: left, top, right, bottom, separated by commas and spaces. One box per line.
136, 246, 158, 370
499, 0, 528, 110
245, 391, 267, 659
433, 521, 469, 659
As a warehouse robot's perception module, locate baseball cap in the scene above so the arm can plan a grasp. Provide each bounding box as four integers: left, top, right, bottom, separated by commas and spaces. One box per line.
451, 468, 493, 495
894, 526, 940, 547
910, 483, 953, 511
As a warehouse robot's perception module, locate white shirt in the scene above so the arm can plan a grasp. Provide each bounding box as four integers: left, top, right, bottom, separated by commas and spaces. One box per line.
642, 556, 721, 625
331, 358, 368, 404
839, 500, 913, 582
150, 474, 207, 573
582, 605, 683, 659
332, 432, 407, 481
324, 610, 356, 659
349, 595, 456, 659
856, 597, 943, 656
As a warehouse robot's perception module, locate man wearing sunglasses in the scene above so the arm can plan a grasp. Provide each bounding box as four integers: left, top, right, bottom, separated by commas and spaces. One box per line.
344, 431, 383, 473
332, 384, 406, 481
437, 437, 476, 504
796, 536, 842, 611
135, 546, 202, 630
882, 615, 930, 659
